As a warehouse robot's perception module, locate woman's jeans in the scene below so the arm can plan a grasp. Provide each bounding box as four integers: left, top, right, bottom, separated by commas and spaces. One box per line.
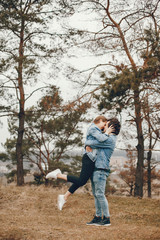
91, 170, 110, 217
67, 153, 95, 194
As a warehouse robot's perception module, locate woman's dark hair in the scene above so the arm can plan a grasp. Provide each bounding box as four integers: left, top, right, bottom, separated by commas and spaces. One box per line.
108, 118, 121, 135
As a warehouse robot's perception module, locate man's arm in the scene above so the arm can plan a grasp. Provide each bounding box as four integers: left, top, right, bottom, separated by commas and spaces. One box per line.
88, 125, 114, 142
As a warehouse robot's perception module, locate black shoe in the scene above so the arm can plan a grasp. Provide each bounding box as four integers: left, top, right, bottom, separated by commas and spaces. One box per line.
86, 216, 102, 226
100, 216, 111, 226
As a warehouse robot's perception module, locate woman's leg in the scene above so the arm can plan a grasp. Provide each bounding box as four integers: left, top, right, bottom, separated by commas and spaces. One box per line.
67, 154, 95, 194
63, 190, 71, 201
56, 173, 67, 181
56, 154, 94, 194
57, 155, 94, 210
48, 154, 95, 210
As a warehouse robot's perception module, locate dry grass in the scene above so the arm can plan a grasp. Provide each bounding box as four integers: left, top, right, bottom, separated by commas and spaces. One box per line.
0, 184, 160, 240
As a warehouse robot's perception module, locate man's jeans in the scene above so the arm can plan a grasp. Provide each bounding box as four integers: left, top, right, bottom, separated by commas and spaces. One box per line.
91, 170, 110, 217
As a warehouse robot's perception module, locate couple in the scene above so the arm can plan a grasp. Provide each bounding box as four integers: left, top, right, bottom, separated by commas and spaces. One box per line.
46, 115, 121, 226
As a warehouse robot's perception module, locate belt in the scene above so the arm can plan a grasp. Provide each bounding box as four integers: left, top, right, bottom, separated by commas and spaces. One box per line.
94, 168, 110, 173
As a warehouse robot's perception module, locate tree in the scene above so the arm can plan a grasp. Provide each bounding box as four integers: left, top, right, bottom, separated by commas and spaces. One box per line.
68, 0, 160, 197
24, 86, 89, 175
142, 93, 160, 197
119, 148, 136, 196
0, 0, 75, 185
97, 29, 160, 197
119, 148, 160, 197
4, 86, 90, 179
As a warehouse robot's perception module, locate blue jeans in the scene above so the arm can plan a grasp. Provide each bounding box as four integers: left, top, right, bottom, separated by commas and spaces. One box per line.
91, 170, 110, 217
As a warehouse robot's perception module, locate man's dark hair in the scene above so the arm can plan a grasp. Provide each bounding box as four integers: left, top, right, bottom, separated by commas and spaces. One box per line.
108, 118, 121, 135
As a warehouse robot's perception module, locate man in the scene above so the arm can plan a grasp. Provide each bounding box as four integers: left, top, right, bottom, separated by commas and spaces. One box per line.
46, 115, 113, 210
85, 118, 121, 226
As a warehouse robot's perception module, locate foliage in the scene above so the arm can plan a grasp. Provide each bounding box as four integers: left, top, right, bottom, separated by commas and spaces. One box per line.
57, 0, 160, 197
0, 152, 8, 162
33, 172, 45, 185
119, 149, 137, 196
4, 86, 89, 176
119, 148, 160, 197
0, 0, 82, 185
5, 169, 29, 183
89, 2, 160, 197
105, 175, 117, 195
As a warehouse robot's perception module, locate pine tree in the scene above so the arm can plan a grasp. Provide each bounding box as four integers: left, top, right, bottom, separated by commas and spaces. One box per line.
0, 0, 75, 185
4, 86, 90, 179
70, 0, 160, 197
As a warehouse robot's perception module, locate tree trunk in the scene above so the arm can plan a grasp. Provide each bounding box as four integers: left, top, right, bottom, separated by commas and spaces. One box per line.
134, 90, 144, 197
16, 108, 25, 185
130, 182, 134, 196
147, 150, 152, 198
105, 2, 145, 197
16, 19, 25, 186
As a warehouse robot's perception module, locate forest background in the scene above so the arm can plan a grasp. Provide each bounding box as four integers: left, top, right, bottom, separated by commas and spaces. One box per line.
0, 0, 160, 199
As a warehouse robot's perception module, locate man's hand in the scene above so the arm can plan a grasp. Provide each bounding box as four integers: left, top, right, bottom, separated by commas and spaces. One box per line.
86, 146, 93, 152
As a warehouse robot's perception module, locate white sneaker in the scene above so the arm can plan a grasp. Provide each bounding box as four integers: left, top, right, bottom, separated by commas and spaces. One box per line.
46, 169, 61, 179
58, 195, 66, 211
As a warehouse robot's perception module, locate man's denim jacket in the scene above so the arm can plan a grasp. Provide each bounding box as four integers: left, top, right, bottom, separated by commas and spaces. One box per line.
85, 134, 117, 171
84, 123, 110, 162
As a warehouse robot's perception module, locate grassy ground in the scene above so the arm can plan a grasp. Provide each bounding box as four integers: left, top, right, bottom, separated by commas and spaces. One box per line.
0, 184, 160, 240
